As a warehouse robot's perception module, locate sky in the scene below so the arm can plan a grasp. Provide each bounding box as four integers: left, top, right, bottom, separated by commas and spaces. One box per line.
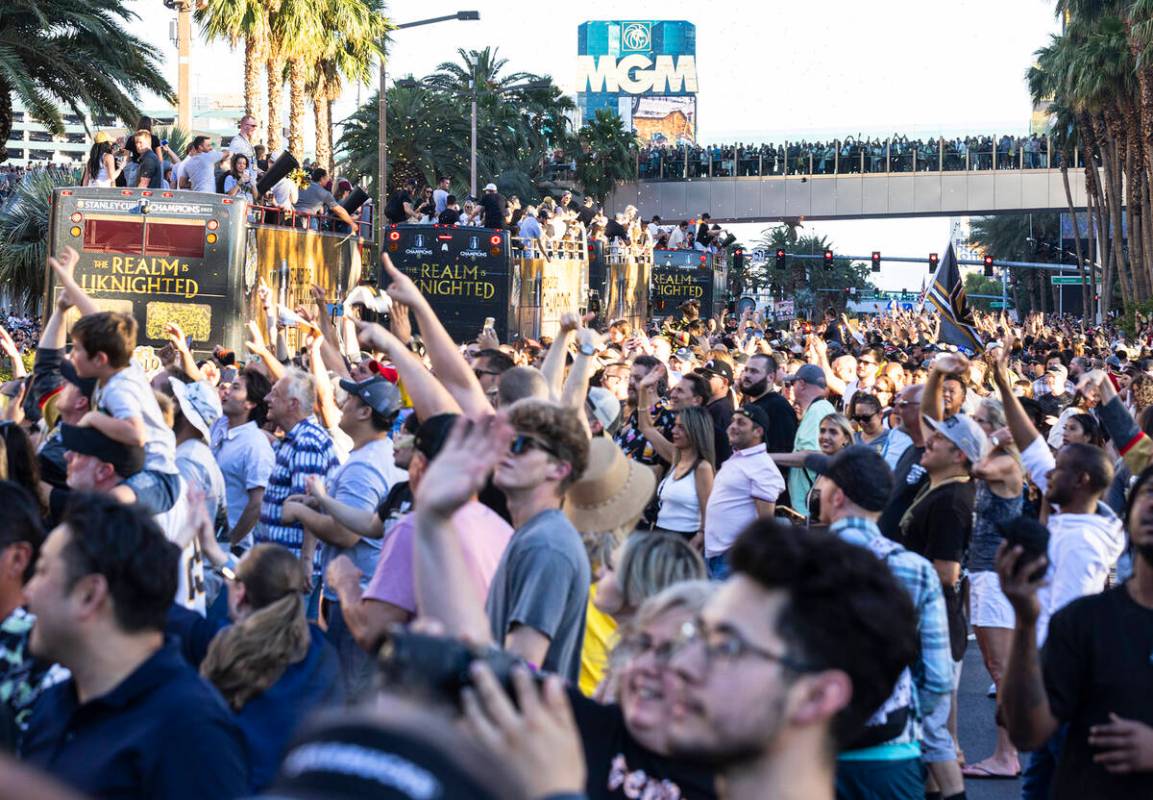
128, 0, 1062, 290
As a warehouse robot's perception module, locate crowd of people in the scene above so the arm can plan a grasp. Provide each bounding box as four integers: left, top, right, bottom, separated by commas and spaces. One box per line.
636, 134, 1062, 179
0, 224, 1149, 798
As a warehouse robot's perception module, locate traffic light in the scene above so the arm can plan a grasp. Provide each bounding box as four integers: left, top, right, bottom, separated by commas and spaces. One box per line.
775, 248, 786, 269
983, 254, 994, 277
823, 249, 834, 269
871, 251, 881, 272
732, 248, 744, 269
928, 252, 939, 272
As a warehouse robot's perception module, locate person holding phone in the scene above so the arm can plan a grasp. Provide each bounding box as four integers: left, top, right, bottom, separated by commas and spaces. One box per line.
225, 155, 258, 203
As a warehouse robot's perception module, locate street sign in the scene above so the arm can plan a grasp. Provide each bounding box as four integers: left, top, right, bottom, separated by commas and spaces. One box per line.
990, 301, 1013, 309
1051, 276, 1088, 285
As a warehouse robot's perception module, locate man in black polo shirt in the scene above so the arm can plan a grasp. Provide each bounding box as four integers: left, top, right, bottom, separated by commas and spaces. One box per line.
739, 353, 797, 454
21, 492, 247, 798
697, 358, 735, 464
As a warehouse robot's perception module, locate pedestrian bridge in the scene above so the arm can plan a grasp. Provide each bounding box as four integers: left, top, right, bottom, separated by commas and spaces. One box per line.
607, 167, 1089, 224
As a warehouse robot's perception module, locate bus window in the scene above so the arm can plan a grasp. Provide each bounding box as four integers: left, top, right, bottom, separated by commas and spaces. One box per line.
145, 221, 205, 259
84, 218, 144, 254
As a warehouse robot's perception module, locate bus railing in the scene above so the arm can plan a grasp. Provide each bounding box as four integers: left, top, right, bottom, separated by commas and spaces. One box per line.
247, 202, 375, 241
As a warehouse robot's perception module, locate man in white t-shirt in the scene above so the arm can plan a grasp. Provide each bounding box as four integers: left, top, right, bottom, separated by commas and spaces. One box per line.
227, 115, 258, 181
182, 136, 226, 193
432, 176, 450, 215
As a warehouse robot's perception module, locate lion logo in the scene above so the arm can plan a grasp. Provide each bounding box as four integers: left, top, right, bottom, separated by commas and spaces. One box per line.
622, 22, 651, 52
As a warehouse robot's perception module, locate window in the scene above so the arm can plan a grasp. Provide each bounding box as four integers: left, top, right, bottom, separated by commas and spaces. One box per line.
82, 218, 205, 259
6, 149, 24, 160
64, 114, 83, 126
66, 133, 86, 144
27, 149, 54, 160
28, 131, 53, 143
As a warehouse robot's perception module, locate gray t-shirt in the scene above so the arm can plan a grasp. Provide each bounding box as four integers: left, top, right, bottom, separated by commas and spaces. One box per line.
318, 438, 395, 600
484, 508, 590, 682
294, 182, 338, 215
94, 360, 178, 474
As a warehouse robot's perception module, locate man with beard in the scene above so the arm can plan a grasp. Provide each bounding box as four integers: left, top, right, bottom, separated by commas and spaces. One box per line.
740, 354, 797, 455
997, 469, 1153, 799
613, 356, 676, 468
664, 519, 920, 800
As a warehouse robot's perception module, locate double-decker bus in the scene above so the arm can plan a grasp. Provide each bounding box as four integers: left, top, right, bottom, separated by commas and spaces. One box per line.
46, 187, 368, 354
587, 240, 650, 330
383, 224, 588, 343
649, 248, 729, 322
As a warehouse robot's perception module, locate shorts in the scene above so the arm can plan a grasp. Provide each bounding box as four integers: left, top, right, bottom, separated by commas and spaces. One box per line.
705, 553, 730, 581
969, 570, 1015, 629
921, 661, 962, 763
835, 757, 924, 800
123, 469, 180, 515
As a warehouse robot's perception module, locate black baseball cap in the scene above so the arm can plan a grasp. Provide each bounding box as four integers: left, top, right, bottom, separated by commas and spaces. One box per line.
696, 359, 734, 383
59, 358, 97, 401
804, 445, 893, 512
414, 413, 458, 460
733, 404, 770, 437
60, 423, 144, 477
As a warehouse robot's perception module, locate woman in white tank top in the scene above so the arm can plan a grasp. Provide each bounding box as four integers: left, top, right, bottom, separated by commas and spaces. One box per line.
82, 136, 122, 188
640, 405, 716, 546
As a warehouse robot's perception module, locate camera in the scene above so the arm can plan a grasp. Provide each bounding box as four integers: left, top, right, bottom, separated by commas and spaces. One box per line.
377, 630, 526, 710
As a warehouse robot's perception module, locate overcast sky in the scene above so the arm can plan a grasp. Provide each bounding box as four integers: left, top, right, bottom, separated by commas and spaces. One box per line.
129, 0, 1062, 290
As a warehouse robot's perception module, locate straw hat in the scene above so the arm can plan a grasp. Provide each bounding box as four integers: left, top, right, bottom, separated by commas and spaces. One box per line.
564, 437, 656, 533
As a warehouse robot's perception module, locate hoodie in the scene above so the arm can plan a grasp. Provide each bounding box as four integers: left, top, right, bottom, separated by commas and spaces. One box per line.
1036, 503, 1125, 647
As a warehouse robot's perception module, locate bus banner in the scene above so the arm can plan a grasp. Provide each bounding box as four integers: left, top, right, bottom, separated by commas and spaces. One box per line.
651, 249, 720, 318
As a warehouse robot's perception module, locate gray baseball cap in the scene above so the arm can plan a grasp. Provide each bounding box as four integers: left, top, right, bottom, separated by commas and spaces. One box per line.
782, 363, 827, 388
338, 377, 401, 417
922, 414, 990, 464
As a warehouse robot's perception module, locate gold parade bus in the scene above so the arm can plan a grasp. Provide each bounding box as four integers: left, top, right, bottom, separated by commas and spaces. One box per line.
383, 223, 590, 343
587, 239, 651, 331
649, 248, 730, 322
46, 187, 369, 354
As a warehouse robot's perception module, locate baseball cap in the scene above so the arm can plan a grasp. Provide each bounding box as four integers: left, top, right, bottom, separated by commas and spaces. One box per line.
782, 363, 828, 388
483, 182, 497, 192
585, 387, 621, 431
922, 414, 990, 464
413, 413, 458, 460
672, 347, 694, 362
338, 377, 401, 418
804, 445, 893, 512
169, 378, 222, 441
733, 404, 770, 437
696, 359, 734, 383
61, 423, 145, 478
59, 359, 97, 401
1046, 363, 1068, 378
93, 131, 111, 144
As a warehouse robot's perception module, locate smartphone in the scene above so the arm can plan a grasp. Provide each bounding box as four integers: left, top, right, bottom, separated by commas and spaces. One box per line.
185, 335, 193, 349
998, 517, 1049, 582
483, 316, 495, 330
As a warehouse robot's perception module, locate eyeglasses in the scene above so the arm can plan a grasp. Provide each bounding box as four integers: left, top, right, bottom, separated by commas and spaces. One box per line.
509, 433, 559, 458
619, 633, 678, 664
673, 619, 813, 673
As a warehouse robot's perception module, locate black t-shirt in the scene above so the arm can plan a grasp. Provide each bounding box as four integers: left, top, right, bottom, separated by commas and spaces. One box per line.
899, 478, 974, 563
749, 392, 798, 455
384, 189, 413, 223
479, 192, 508, 228
569, 689, 717, 800
878, 444, 927, 540
604, 218, 629, 242
706, 395, 734, 465
437, 207, 461, 225
577, 205, 597, 226
1043, 584, 1153, 800
137, 150, 163, 188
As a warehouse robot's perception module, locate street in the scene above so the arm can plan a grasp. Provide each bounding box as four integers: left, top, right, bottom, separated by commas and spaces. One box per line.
958, 638, 1023, 800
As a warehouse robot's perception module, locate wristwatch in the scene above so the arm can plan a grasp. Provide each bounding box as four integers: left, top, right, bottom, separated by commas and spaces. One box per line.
578, 342, 597, 357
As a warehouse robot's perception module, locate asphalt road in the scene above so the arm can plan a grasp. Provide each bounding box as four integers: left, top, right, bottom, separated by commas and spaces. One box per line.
957, 638, 1024, 800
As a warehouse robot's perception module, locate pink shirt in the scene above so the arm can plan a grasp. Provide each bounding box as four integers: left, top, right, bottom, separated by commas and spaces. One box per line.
363, 501, 513, 614
703, 443, 785, 557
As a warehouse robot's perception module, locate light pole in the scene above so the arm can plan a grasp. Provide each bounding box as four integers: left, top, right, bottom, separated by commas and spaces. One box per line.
377, 11, 479, 247
163, 0, 193, 131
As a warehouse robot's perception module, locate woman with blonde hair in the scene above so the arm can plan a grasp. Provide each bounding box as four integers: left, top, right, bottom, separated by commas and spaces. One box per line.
200, 543, 343, 791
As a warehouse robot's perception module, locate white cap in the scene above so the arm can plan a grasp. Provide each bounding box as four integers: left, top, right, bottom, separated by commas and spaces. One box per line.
586, 387, 621, 432
483, 183, 498, 192
169, 378, 222, 441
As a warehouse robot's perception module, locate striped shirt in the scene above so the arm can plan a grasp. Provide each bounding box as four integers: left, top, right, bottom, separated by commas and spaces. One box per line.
258, 416, 339, 558
829, 516, 953, 759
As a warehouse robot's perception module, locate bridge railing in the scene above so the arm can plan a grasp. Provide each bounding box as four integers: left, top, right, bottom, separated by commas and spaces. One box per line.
635, 135, 1080, 181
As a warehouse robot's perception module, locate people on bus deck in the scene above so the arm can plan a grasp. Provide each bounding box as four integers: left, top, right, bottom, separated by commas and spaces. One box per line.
182, 136, 227, 194
293, 168, 356, 231
224, 155, 258, 204
228, 115, 259, 182
118, 115, 159, 188
480, 182, 508, 229
133, 130, 163, 190
82, 133, 123, 189
384, 179, 418, 225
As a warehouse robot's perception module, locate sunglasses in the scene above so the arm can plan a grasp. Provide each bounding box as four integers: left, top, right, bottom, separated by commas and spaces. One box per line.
509, 434, 559, 458
851, 415, 877, 423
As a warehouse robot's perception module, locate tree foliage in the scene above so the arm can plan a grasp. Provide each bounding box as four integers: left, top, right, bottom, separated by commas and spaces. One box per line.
969, 214, 1063, 315
0, 170, 73, 308
574, 109, 638, 202
748, 225, 876, 317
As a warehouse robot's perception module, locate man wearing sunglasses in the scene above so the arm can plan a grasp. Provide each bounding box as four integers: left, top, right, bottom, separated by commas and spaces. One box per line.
664, 517, 920, 800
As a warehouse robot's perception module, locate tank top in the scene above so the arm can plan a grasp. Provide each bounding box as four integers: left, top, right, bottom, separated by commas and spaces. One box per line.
968, 480, 1023, 571
655, 463, 702, 534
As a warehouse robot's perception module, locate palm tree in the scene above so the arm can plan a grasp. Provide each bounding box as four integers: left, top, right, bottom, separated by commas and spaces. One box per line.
308, 0, 387, 173
575, 109, 637, 202
267, 0, 323, 158
194, 0, 270, 136
0, 170, 72, 309
0, 0, 174, 163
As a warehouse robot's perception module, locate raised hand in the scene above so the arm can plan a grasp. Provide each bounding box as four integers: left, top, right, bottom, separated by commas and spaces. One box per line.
380, 253, 423, 308
164, 322, 189, 351
244, 320, 268, 352
415, 415, 514, 520
0, 326, 18, 359
932, 351, 971, 376
390, 301, 412, 344
47, 246, 80, 286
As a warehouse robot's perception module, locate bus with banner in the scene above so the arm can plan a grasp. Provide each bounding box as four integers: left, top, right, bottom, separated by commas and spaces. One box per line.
587, 240, 651, 330
46, 186, 369, 354
383, 224, 589, 343
649, 248, 728, 321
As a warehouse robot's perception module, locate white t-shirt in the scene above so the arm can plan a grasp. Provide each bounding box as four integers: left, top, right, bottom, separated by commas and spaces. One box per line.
94, 361, 178, 474
183, 151, 224, 193
433, 188, 449, 214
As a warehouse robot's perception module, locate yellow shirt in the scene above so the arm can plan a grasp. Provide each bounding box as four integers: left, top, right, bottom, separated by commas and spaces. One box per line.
579, 586, 618, 697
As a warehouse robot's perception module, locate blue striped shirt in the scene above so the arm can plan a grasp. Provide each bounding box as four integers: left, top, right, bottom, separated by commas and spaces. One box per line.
829, 516, 954, 758
258, 416, 339, 558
